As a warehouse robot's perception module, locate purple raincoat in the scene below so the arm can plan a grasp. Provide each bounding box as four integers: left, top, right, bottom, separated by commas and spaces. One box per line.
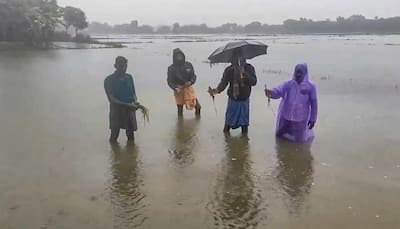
270, 63, 318, 142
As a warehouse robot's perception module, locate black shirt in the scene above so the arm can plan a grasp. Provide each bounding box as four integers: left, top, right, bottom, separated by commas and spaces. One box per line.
217, 63, 257, 101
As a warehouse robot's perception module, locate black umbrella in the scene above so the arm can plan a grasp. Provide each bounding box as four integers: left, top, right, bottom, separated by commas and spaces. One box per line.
208, 40, 268, 64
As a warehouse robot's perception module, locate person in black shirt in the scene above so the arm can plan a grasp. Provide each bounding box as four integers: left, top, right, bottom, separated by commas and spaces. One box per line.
167, 48, 201, 117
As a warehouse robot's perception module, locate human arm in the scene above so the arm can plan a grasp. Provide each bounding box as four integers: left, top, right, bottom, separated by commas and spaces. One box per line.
185, 63, 196, 86
265, 82, 288, 99
308, 85, 318, 129
129, 75, 141, 109
104, 78, 137, 109
216, 67, 231, 93
209, 67, 231, 96
242, 64, 257, 86
167, 66, 178, 90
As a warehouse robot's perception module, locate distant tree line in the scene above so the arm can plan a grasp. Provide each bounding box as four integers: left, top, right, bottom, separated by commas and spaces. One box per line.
0, 0, 88, 47
87, 15, 400, 35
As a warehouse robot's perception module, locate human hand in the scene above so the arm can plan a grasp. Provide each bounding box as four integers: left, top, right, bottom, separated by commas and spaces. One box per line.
136, 103, 145, 111
208, 87, 218, 96
308, 121, 316, 130
128, 103, 138, 110
175, 87, 182, 93
265, 89, 272, 98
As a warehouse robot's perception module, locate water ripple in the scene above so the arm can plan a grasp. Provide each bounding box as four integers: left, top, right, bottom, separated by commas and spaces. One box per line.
168, 119, 200, 168
207, 136, 267, 229
273, 139, 314, 214
107, 143, 147, 228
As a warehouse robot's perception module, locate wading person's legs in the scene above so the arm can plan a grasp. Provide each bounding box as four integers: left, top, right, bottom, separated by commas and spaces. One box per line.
241, 126, 248, 134
223, 124, 231, 133
110, 129, 120, 143
126, 129, 135, 142
195, 99, 201, 116
276, 119, 291, 138
177, 105, 184, 117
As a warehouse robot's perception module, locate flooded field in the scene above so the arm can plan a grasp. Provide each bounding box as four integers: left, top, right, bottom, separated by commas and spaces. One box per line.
0, 34, 400, 228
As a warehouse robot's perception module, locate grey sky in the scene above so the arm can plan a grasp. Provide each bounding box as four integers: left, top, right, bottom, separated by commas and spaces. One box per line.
58, 0, 400, 26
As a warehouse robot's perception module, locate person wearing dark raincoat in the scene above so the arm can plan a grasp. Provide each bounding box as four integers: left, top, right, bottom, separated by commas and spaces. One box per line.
210, 49, 257, 134
104, 56, 139, 143
167, 48, 201, 117
265, 63, 318, 143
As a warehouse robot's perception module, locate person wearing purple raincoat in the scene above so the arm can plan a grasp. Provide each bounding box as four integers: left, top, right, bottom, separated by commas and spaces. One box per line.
265, 63, 318, 142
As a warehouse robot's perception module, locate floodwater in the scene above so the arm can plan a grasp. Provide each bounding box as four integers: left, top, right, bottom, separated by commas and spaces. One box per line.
0, 34, 400, 228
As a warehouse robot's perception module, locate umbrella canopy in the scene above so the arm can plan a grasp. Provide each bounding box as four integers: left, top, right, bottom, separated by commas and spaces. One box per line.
208, 40, 268, 64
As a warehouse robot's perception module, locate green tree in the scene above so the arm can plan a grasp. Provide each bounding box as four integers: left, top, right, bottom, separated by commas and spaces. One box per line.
156, 25, 171, 34
244, 21, 262, 33
0, 0, 92, 45
172, 23, 180, 34
0, 0, 33, 41
62, 6, 87, 36
62, 6, 76, 32
25, 0, 62, 47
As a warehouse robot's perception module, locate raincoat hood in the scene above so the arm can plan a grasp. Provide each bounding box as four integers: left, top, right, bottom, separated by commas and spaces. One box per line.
293, 63, 309, 83
173, 48, 186, 65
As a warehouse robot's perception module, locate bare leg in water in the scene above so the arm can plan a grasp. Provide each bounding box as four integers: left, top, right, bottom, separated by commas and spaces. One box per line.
241, 126, 248, 135
126, 128, 135, 143
177, 105, 184, 117
195, 99, 201, 117
223, 124, 231, 133
110, 128, 120, 143
110, 128, 134, 143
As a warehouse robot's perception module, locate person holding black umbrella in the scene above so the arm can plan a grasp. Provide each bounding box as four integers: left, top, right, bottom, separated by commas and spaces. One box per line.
209, 49, 257, 135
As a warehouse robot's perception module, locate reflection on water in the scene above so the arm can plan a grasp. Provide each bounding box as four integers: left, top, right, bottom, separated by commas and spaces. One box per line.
1, 35, 400, 228
208, 135, 265, 229
274, 139, 314, 214
168, 118, 200, 168
108, 143, 147, 228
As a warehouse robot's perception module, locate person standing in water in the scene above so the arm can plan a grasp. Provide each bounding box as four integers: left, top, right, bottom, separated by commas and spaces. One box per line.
209, 49, 257, 135
167, 48, 201, 117
104, 56, 139, 143
265, 63, 318, 143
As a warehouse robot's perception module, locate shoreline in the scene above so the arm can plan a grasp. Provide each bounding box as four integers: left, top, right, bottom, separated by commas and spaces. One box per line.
0, 41, 125, 51
89, 32, 400, 37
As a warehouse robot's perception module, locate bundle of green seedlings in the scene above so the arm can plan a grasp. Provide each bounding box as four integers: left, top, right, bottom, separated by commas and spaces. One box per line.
137, 103, 150, 123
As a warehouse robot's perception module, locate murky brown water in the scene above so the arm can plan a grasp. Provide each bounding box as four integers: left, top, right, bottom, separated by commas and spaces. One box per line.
1, 35, 400, 228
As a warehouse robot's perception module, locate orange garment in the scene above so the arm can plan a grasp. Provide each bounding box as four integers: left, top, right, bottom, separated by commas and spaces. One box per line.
174, 86, 197, 110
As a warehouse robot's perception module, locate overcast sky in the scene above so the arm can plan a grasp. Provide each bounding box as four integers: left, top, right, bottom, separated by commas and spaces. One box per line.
58, 0, 400, 26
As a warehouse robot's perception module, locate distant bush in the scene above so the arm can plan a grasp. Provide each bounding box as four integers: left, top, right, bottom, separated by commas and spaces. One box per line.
0, 0, 88, 47
86, 15, 400, 35
73, 34, 93, 43
53, 32, 73, 42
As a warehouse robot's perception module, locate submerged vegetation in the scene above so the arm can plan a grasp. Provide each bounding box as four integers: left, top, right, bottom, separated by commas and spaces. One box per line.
137, 104, 150, 124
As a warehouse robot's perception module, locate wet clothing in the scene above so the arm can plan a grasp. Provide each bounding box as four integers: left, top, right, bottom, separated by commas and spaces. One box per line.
109, 73, 136, 103
104, 72, 138, 131
218, 63, 257, 129
167, 48, 197, 90
108, 104, 137, 131
225, 98, 250, 129
174, 86, 197, 110
217, 64, 257, 101
167, 48, 200, 112
271, 63, 318, 142
110, 126, 135, 141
